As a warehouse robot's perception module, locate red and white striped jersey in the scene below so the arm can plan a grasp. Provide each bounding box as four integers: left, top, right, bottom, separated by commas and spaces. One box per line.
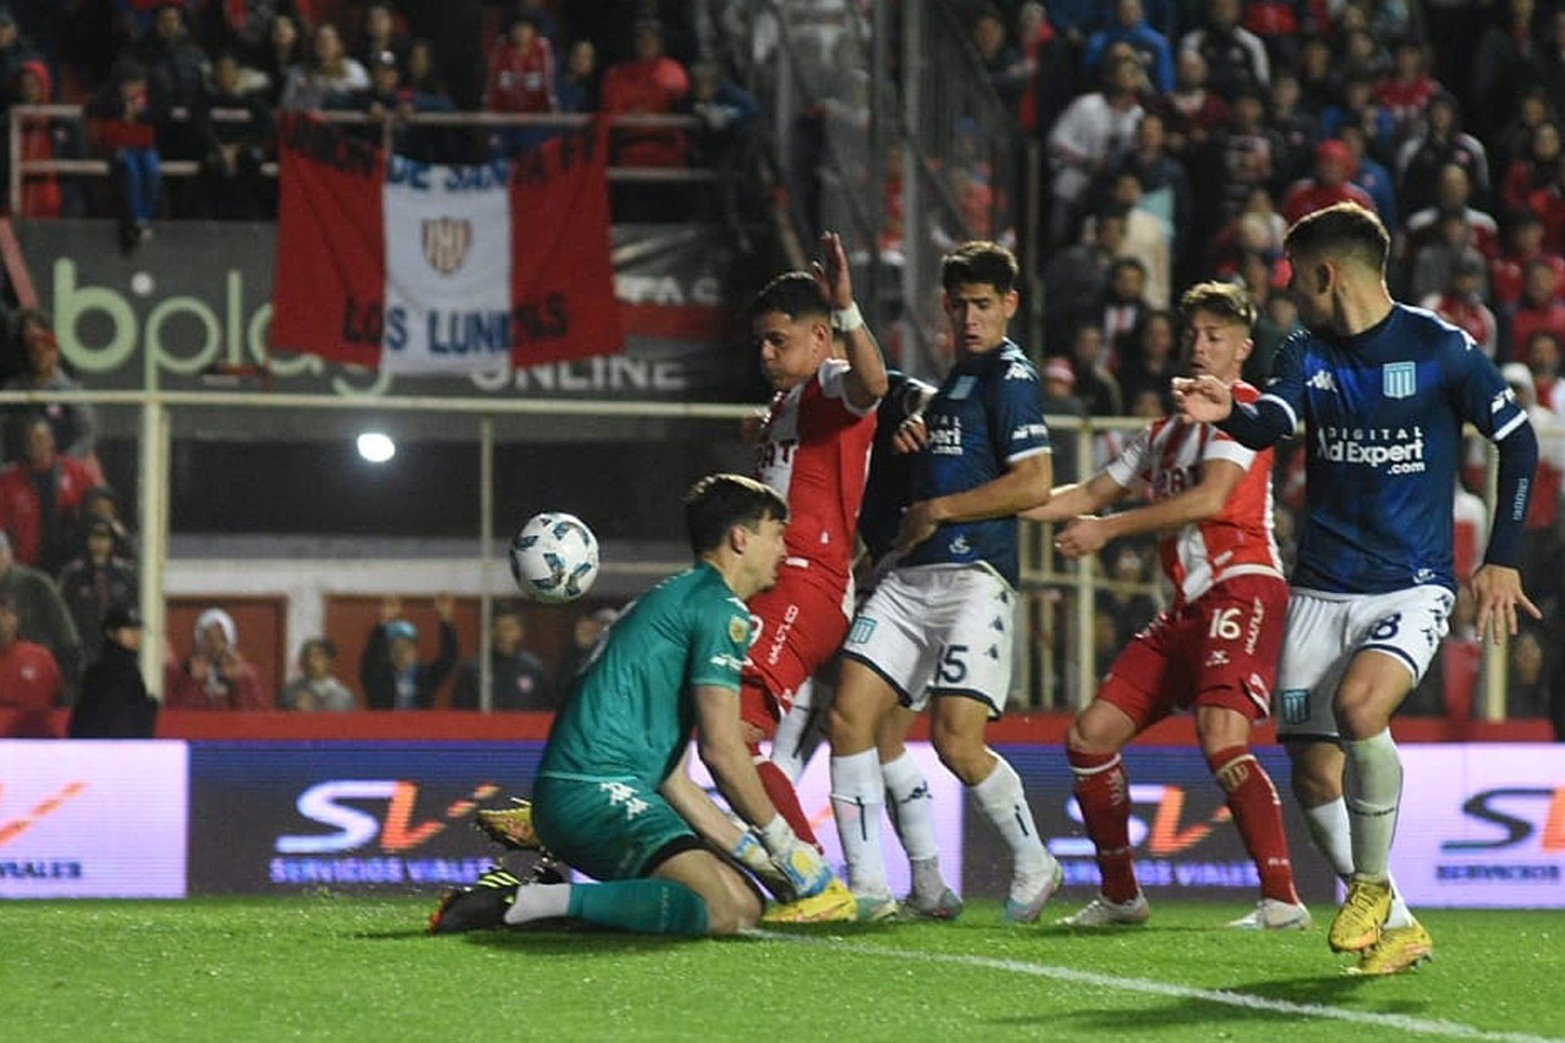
1103, 382, 1282, 605
755, 358, 877, 583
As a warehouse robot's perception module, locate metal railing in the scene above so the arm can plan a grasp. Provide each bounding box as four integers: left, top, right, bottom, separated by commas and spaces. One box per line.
7, 105, 719, 215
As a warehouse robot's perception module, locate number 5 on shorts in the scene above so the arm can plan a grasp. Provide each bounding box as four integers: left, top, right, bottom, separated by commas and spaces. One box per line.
938, 644, 969, 684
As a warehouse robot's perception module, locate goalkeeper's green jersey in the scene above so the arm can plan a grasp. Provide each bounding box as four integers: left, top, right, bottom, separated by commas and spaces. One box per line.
537, 563, 753, 789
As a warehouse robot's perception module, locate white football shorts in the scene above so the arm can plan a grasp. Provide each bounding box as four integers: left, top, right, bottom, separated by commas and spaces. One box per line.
840, 563, 1017, 718
1274, 585, 1455, 741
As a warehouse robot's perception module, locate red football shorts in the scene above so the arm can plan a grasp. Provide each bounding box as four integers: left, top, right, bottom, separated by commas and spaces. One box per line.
741, 561, 850, 727
1099, 573, 1288, 731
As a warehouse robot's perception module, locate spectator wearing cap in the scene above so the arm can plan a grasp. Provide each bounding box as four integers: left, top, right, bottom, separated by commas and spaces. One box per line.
0, 529, 81, 691
279, 637, 356, 711
0, 416, 96, 575
69, 603, 156, 739
454, 602, 554, 710
2, 310, 99, 474
165, 606, 267, 710
1421, 254, 1499, 357
360, 594, 458, 710
0, 590, 63, 737
600, 19, 690, 168
1281, 141, 1379, 225
56, 518, 138, 667
1396, 93, 1490, 220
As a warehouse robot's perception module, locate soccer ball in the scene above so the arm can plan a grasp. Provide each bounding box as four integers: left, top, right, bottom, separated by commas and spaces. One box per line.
509, 512, 600, 603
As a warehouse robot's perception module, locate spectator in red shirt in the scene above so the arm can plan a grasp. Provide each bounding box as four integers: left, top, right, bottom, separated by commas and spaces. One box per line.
15, 60, 64, 219
486, 13, 556, 154
1492, 213, 1565, 310
0, 591, 63, 737
1421, 254, 1499, 357
1507, 261, 1565, 360
600, 19, 690, 167
1281, 140, 1377, 224
1374, 39, 1440, 132
1501, 121, 1563, 215
0, 417, 95, 575
165, 606, 268, 710
86, 66, 162, 250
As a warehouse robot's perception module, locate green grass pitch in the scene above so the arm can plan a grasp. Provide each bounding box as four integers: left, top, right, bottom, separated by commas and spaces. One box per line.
3, 897, 1561, 1041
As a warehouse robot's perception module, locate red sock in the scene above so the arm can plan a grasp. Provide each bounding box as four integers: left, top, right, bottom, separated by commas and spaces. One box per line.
1068, 747, 1138, 903
1206, 745, 1300, 905
754, 750, 821, 851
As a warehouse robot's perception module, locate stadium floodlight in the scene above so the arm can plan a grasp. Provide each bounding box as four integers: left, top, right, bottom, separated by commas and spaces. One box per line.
356, 432, 396, 464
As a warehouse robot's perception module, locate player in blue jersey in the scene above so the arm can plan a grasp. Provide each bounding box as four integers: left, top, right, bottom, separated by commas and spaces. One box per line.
1175, 203, 1540, 974
825, 241, 1063, 923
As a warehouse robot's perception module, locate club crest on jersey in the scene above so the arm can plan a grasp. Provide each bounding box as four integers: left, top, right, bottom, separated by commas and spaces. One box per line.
422, 217, 473, 276
1382, 361, 1417, 400
728, 616, 750, 645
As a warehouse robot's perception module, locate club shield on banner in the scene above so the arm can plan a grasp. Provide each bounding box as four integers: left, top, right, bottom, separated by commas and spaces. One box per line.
272, 116, 622, 374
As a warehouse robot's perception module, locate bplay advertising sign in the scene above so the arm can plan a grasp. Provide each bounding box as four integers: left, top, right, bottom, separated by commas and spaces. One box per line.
0, 741, 188, 898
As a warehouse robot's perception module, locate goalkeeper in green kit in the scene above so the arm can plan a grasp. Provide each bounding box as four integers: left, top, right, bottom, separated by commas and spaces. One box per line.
430, 474, 841, 937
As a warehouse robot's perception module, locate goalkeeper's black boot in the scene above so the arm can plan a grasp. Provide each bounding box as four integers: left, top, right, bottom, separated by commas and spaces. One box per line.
427, 865, 521, 935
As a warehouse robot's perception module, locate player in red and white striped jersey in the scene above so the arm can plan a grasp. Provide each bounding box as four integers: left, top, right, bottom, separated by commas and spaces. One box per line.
742, 234, 887, 877
1025, 281, 1307, 930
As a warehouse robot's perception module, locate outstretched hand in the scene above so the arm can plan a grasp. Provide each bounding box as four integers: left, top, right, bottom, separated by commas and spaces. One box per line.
1171, 374, 1235, 424
810, 231, 854, 309
1054, 516, 1108, 558
1471, 564, 1541, 645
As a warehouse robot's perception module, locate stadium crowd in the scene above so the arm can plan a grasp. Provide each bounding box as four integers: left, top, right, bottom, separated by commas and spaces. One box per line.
0, 0, 1560, 733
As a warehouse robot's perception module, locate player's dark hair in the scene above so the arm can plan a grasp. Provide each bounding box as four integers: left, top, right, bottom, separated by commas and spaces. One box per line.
940, 241, 1019, 295
751, 271, 830, 322
1180, 281, 1256, 331
684, 473, 789, 556
1284, 202, 1390, 275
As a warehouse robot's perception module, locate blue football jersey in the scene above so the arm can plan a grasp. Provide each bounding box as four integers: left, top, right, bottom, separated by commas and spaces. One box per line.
1262, 304, 1528, 594
902, 341, 1051, 584
859, 369, 937, 563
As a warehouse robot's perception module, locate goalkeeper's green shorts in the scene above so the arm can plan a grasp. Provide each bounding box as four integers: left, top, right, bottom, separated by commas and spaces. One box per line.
532, 774, 701, 881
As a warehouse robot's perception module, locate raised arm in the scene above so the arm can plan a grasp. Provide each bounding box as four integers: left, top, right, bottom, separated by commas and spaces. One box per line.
813, 231, 888, 410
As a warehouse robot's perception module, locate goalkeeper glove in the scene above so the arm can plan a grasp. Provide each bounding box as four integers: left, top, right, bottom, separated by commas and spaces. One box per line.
730, 828, 799, 903
757, 815, 832, 899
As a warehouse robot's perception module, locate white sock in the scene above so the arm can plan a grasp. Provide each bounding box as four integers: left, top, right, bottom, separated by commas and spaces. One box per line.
1303, 798, 1355, 879
1305, 797, 1415, 928
502, 881, 570, 925
771, 699, 820, 784
881, 750, 940, 862
970, 754, 1050, 894
1344, 730, 1402, 880
831, 749, 889, 897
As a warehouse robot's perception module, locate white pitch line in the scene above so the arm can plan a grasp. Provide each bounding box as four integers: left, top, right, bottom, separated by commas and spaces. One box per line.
752, 931, 1560, 1043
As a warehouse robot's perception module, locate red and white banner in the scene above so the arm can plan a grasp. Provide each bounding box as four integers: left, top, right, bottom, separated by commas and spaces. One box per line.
271, 116, 622, 375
